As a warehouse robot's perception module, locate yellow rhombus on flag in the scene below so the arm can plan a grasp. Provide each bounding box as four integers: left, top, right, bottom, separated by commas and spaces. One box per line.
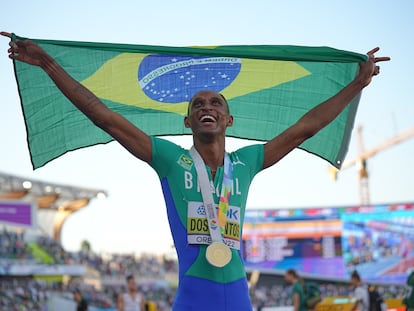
10, 34, 367, 169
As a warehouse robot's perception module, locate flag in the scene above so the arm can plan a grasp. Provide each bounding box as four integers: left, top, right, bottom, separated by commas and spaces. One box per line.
11, 34, 367, 169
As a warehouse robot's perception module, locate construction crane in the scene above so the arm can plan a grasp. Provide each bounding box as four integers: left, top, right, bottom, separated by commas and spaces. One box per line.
328, 125, 414, 205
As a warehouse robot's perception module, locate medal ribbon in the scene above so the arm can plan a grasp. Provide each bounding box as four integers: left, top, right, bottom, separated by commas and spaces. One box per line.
218, 153, 233, 236
190, 147, 233, 243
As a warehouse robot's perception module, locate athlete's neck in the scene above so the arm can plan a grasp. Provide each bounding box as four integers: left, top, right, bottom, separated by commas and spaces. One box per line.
128, 289, 137, 296
193, 138, 225, 174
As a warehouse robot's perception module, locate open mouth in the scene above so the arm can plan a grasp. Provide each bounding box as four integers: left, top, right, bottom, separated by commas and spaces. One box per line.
200, 115, 216, 123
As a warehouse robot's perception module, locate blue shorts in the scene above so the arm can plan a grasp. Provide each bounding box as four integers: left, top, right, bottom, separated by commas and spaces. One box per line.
172, 275, 252, 311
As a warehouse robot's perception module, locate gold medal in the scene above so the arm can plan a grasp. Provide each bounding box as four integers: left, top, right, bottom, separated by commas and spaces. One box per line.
206, 242, 232, 268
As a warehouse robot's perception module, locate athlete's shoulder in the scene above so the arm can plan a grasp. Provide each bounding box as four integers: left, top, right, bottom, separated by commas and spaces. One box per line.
150, 136, 189, 177
151, 136, 188, 156
230, 143, 264, 173
232, 143, 264, 156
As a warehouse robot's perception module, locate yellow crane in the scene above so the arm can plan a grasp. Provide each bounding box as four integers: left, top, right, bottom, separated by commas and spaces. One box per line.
328, 125, 414, 205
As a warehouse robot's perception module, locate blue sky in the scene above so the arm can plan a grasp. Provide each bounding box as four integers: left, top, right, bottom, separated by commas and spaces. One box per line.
1, 0, 413, 255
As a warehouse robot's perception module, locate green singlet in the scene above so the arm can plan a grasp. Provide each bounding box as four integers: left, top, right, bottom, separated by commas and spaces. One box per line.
149, 137, 264, 310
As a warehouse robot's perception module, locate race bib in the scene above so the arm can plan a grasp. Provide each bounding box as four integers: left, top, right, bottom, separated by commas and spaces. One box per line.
187, 201, 241, 250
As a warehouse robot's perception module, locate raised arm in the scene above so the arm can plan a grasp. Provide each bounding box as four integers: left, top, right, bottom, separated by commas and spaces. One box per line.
117, 293, 124, 311
263, 47, 390, 169
1, 32, 152, 163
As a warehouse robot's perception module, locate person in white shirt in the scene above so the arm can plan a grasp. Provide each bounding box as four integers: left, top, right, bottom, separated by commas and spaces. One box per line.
351, 270, 369, 311
117, 275, 145, 311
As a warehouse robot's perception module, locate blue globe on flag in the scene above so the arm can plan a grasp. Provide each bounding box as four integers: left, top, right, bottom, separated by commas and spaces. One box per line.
138, 55, 242, 103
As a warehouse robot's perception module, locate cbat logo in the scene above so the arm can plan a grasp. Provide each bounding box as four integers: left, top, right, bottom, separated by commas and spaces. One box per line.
181, 155, 193, 165
177, 154, 194, 170
138, 55, 241, 103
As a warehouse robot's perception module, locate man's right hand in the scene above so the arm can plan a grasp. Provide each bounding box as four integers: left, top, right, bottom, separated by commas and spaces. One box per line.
1, 32, 46, 67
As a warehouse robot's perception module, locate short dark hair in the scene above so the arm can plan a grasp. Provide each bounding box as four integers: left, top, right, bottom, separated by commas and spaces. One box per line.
126, 274, 134, 282
286, 269, 299, 278
351, 270, 361, 281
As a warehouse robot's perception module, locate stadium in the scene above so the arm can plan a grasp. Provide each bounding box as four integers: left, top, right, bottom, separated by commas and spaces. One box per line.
0, 170, 411, 311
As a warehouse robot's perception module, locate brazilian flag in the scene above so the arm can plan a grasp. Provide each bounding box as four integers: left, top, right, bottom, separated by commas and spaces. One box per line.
11, 34, 367, 169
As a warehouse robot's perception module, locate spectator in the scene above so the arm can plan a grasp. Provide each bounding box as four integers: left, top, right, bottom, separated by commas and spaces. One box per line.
117, 275, 146, 311
403, 270, 414, 311
350, 270, 369, 311
284, 269, 307, 311
74, 288, 89, 311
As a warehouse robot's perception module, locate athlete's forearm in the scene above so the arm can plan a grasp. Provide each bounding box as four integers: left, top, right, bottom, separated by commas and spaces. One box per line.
39, 52, 112, 127
38, 51, 153, 162
297, 76, 366, 138
263, 75, 366, 169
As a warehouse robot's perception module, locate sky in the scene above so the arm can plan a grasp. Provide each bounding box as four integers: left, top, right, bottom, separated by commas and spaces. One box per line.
0, 0, 413, 255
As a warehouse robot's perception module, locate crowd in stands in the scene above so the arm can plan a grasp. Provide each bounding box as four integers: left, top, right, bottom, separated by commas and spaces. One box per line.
35, 234, 179, 278
0, 228, 410, 310
83, 252, 177, 278
0, 228, 178, 310
36, 235, 73, 265
0, 278, 49, 311
250, 282, 408, 309
1, 276, 409, 311
0, 277, 176, 310
0, 228, 177, 274
0, 229, 33, 260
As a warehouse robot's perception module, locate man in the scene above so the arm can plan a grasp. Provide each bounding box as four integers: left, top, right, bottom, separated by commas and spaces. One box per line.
350, 270, 369, 311
73, 289, 88, 311
117, 275, 145, 311
284, 269, 307, 311
403, 270, 414, 311
1, 32, 389, 310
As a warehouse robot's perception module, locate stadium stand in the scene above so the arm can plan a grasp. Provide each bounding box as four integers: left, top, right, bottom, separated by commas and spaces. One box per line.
0, 228, 33, 260
0, 172, 410, 310
0, 226, 410, 310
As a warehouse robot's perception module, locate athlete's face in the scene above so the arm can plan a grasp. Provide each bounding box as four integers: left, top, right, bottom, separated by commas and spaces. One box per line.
127, 278, 137, 292
350, 276, 358, 286
284, 273, 293, 284
73, 292, 81, 302
184, 90, 233, 138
